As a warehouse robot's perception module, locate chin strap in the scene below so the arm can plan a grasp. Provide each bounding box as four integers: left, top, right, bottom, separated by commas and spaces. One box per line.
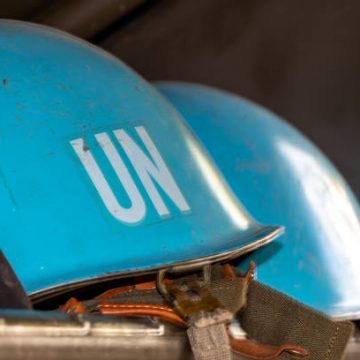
61, 264, 353, 360
240, 281, 354, 360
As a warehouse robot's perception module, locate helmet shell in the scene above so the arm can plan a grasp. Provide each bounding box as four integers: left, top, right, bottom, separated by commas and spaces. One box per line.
0, 21, 280, 295
157, 82, 360, 320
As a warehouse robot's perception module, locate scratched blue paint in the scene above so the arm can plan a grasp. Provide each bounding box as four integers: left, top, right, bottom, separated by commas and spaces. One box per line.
0, 21, 280, 294
157, 82, 360, 319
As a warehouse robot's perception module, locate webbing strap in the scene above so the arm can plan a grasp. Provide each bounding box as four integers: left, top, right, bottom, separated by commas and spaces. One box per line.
187, 324, 232, 360
159, 271, 236, 360
240, 281, 354, 360
61, 266, 354, 360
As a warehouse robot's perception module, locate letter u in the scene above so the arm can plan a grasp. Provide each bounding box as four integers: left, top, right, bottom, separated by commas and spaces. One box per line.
70, 133, 146, 223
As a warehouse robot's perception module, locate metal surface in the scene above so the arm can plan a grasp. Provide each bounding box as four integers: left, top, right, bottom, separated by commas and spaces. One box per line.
0, 310, 357, 360
156, 263, 211, 299
0, 21, 280, 295
157, 82, 360, 320
0, 310, 191, 360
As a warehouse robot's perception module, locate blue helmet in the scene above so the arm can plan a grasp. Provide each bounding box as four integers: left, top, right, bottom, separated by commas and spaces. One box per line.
157, 82, 360, 320
2, 19, 359, 322
0, 20, 280, 297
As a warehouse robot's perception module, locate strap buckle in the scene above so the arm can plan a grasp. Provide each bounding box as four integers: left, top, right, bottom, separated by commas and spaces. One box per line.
156, 263, 211, 299
156, 263, 232, 326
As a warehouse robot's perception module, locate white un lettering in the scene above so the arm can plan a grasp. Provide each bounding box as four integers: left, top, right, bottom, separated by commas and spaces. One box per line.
70, 126, 190, 224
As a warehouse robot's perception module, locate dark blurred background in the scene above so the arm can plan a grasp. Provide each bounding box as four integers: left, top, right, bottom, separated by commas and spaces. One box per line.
2, 0, 359, 197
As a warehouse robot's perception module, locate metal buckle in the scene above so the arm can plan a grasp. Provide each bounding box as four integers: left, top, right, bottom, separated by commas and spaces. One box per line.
156, 264, 232, 326
156, 263, 211, 300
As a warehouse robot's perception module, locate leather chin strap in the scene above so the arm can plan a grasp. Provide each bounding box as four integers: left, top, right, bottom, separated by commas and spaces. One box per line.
62, 298, 307, 359
61, 264, 353, 360
97, 302, 308, 359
